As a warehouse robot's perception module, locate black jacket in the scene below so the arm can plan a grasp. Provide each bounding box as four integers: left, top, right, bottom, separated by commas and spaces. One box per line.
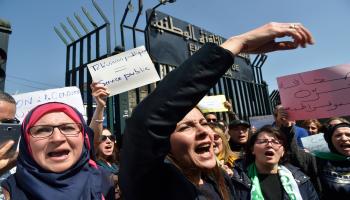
282, 126, 350, 200
231, 160, 319, 200
119, 43, 235, 200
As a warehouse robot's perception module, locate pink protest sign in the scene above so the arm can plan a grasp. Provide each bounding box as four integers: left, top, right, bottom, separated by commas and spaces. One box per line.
277, 64, 350, 120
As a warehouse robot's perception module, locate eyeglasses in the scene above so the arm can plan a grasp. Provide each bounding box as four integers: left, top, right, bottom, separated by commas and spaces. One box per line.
29, 123, 82, 138
0, 118, 20, 124
100, 135, 116, 142
255, 139, 282, 146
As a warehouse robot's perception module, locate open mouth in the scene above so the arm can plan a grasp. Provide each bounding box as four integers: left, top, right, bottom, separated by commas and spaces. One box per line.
105, 145, 113, 150
238, 135, 247, 141
340, 143, 350, 149
195, 143, 211, 154
48, 150, 70, 158
264, 150, 275, 156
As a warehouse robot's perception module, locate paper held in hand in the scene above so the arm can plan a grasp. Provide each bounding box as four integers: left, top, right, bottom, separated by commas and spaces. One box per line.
277, 64, 350, 120
87, 46, 160, 97
197, 95, 228, 113
301, 133, 330, 153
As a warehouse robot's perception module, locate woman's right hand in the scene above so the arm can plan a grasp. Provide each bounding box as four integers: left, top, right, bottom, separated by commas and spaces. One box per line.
90, 82, 109, 108
221, 22, 314, 55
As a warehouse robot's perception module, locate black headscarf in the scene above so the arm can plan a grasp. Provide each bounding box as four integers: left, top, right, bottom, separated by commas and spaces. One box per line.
324, 122, 350, 154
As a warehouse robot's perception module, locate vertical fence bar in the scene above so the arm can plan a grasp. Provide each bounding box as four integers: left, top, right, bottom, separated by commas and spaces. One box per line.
65, 46, 71, 86
86, 35, 93, 125
71, 44, 77, 85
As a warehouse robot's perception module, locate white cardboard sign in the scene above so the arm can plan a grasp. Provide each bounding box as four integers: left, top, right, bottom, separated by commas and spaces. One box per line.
87, 46, 160, 96
301, 133, 330, 153
13, 86, 85, 122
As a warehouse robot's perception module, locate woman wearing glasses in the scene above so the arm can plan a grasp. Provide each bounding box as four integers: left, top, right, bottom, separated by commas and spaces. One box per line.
231, 125, 318, 200
1, 102, 114, 200
96, 128, 119, 175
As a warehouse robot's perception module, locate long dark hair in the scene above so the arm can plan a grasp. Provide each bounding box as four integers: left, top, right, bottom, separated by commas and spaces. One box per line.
167, 107, 231, 200
244, 125, 288, 166
95, 128, 119, 164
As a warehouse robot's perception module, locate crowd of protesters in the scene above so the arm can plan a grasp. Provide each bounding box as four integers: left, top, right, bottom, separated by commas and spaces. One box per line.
0, 21, 348, 200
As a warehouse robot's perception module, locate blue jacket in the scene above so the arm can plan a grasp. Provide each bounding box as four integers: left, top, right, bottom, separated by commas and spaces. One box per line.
294, 125, 309, 148
231, 160, 319, 200
272, 123, 308, 148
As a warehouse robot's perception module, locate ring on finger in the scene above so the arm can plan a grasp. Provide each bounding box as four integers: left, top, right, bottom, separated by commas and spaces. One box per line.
289, 24, 297, 29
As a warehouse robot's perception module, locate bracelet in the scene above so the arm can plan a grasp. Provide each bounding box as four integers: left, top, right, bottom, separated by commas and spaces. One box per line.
95, 117, 105, 123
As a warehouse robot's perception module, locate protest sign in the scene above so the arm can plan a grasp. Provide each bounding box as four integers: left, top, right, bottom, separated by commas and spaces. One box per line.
301, 133, 330, 153
87, 46, 160, 96
197, 95, 227, 113
249, 115, 274, 130
13, 86, 85, 122
277, 64, 350, 120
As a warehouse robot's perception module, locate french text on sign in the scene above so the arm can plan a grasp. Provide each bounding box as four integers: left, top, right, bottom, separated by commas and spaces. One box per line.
87, 46, 160, 96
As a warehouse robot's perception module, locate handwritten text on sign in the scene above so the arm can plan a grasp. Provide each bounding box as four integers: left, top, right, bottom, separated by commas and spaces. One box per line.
13, 87, 85, 122
87, 46, 160, 96
277, 64, 350, 120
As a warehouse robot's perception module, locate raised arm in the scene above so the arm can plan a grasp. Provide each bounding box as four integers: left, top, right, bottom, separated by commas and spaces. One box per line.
120, 22, 314, 194
274, 105, 316, 168
277, 103, 322, 193
89, 82, 109, 150
281, 125, 316, 168
281, 125, 322, 192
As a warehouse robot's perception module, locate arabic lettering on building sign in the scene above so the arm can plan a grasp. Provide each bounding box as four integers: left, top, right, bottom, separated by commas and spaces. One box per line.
151, 15, 249, 60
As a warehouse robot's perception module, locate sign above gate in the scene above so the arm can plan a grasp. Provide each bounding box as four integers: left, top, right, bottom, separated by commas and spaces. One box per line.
145, 10, 254, 82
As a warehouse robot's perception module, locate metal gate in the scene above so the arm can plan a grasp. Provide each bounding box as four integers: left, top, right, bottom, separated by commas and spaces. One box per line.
56, 1, 273, 144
